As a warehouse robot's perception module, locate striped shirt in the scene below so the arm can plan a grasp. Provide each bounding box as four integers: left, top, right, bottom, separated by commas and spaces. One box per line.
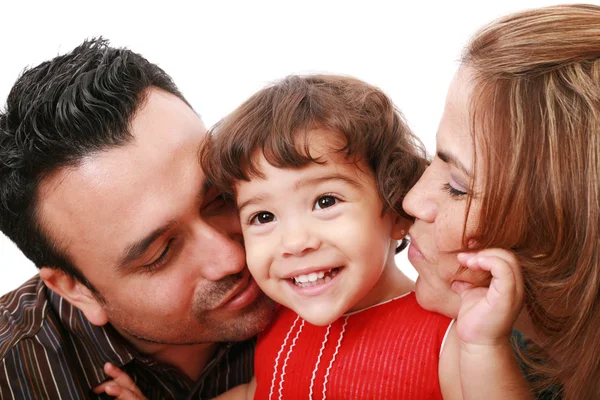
0, 275, 255, 399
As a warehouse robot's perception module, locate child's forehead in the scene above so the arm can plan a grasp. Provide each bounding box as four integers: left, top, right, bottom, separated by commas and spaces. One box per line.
302, 127, 346, 146
230, 126, 373, 192
241, 147, 371, 186
274, 127, 350, 159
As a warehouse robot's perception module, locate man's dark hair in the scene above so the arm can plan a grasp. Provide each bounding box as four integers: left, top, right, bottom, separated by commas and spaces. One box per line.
0, 37, 188, 291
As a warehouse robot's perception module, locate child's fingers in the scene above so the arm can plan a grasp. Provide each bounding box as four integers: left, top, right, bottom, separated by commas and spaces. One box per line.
92, 363, 145, 397
458, 248, 521, 279
458, 252, 524, 308
458, 249, 523, 292
104, 383, 123, 397
92, 380, 112, 395
104, 383, 146, 399
103, 363, 144, 396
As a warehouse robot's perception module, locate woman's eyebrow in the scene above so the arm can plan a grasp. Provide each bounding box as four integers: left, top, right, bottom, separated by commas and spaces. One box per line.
437, 150, 472, 178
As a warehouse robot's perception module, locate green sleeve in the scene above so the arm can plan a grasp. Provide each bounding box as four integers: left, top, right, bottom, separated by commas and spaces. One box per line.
511, 330, 561, 400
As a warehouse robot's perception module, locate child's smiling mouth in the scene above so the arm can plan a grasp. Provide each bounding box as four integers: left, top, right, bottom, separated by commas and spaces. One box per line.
292, 267, 341, 288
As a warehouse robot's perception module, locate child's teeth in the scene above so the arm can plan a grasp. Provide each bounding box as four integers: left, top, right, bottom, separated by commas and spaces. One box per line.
292, 268, 337, 287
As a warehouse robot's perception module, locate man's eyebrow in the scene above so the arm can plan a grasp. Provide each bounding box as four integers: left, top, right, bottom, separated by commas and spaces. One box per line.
437, 150, 472, 178
117, 220, 178, 270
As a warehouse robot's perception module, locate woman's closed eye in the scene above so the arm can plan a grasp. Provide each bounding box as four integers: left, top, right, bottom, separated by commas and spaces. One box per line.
442, 182, 467, 198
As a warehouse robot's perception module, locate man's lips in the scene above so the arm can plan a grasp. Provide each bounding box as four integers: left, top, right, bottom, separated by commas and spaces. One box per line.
214, 274, 261, 311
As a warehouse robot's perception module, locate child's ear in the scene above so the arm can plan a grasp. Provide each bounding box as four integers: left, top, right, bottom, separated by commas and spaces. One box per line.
391, 216, 412, 240
40, 267, 109, 326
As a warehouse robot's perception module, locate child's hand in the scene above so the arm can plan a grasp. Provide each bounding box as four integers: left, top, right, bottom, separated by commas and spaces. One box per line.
93, 362, 147, 399
453, 249, 524, 347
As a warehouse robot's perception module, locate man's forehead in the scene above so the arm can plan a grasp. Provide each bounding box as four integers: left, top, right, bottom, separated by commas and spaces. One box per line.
36, 93, 208, 271
131, 89, 207, 150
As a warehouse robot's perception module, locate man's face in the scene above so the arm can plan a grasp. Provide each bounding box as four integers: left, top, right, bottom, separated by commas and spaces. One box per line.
38, 88, 274, 344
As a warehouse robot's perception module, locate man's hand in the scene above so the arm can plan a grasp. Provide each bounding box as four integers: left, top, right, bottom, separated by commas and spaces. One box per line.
93, 362, 147, 399
453, 248, 525, 346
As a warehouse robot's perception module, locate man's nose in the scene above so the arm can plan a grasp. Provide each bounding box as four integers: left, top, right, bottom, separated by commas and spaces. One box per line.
190, 216, 246, 281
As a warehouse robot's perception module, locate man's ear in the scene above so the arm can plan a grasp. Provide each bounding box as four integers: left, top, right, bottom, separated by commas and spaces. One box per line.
40, 267, 109, 327
391, 216, 412, 240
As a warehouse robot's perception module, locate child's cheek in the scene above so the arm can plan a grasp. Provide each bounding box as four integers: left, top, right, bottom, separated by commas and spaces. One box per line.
245, 237, 272, 280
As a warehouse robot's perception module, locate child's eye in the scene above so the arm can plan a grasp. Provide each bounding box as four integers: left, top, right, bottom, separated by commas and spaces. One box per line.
250, 211, 276, 225
314, 195, 338, 210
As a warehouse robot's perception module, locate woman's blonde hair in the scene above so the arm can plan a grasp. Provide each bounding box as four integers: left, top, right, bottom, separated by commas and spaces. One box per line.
463, 4, 600, 398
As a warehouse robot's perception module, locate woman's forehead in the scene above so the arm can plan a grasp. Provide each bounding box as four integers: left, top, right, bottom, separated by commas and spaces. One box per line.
437, 69, 475, 168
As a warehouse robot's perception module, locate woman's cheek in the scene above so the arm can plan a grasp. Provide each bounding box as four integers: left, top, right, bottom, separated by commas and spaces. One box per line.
433, 223, 463, 257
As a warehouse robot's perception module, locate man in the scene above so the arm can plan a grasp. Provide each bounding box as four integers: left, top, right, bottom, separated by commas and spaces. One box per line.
0, 38, 275, 399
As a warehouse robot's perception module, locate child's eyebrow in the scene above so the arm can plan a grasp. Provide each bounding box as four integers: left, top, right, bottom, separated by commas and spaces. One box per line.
237, 195, 268, 215
294, 173, 363, 190
237, 173, 362, 214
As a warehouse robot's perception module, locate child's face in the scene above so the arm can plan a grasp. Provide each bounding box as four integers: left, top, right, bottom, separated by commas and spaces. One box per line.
235, 129, 407, 325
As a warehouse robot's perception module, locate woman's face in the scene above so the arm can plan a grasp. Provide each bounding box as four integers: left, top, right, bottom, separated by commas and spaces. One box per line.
402, 68, 488, 318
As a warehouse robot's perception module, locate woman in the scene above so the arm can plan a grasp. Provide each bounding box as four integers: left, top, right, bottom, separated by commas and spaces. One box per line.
403, 4, 600, 399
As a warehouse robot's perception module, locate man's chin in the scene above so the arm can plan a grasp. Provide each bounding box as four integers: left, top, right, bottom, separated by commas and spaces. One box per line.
180, 291, 277, 343
215, 293, 276, 341
107, 293, 277, 346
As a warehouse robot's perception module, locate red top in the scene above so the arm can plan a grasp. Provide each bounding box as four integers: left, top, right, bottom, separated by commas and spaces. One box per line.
254, 292, 452, 400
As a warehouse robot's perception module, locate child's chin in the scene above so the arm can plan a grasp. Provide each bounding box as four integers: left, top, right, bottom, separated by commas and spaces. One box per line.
297, 310, 343, 326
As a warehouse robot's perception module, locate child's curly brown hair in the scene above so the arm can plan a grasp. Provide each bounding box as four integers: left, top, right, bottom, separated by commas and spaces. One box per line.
201, 74, 427, 229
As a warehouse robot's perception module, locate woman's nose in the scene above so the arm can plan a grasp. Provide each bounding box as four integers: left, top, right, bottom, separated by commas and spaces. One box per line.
403, 168, 438, 223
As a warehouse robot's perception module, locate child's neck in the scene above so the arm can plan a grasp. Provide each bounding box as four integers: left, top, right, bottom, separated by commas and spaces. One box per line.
349, 263, 415, 313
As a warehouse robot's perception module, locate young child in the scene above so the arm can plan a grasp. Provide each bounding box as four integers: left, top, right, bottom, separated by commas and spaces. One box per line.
97, 75, 529, 399
204, 74, 449, 399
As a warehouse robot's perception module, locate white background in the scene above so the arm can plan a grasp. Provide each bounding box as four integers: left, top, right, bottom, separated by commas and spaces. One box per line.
0, 0, 588, 295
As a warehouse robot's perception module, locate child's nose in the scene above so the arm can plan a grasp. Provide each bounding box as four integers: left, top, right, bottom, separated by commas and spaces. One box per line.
280, 222, 321, 257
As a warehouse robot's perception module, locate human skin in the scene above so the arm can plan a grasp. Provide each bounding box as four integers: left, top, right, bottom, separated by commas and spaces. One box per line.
235, 129, 413, 326
39, 88, 275, 380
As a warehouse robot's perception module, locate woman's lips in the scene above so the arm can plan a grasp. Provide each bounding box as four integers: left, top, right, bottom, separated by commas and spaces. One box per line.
407, 237, 425, 262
